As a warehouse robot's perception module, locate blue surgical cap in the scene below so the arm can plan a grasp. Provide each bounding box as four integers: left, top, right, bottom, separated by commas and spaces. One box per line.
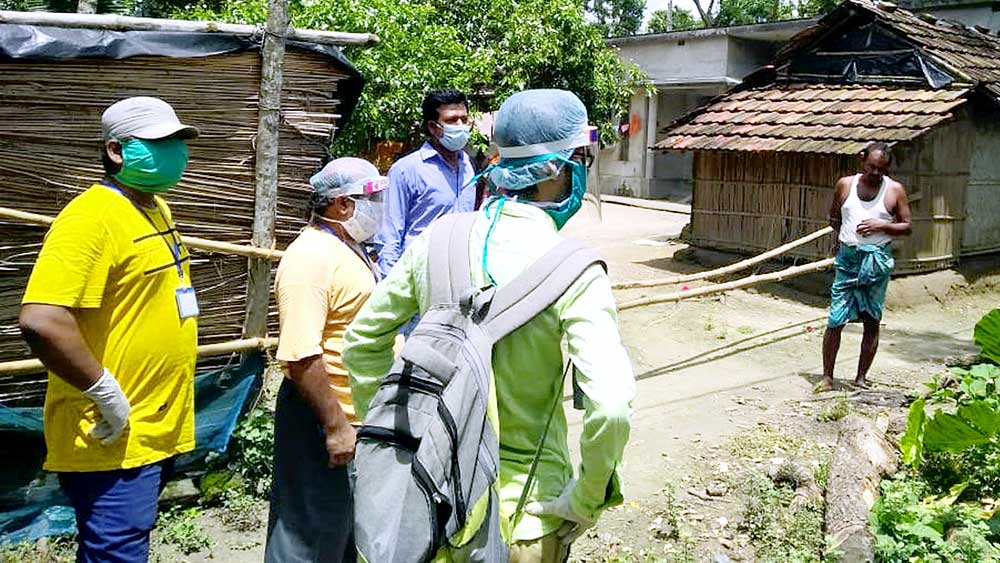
309, 157, 382, 198
489, 89, 589, 191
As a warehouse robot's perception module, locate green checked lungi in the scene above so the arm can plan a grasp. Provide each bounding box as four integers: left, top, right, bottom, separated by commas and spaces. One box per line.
828, 243, 894, 328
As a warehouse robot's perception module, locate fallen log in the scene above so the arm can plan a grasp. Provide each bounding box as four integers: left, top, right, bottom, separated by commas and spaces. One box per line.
825, 413, 898, 562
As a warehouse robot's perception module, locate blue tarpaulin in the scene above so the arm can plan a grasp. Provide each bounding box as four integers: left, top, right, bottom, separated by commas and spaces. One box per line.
0, 351, 265, 544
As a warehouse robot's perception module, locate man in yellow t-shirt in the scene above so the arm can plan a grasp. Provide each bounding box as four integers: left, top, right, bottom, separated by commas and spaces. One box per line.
19, 97, 199, 562
266, 157, 385, 562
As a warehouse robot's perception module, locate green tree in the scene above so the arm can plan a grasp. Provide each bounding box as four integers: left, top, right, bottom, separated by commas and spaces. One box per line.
179, 0, 647, 155
587, 0, 646, 37
647, 7, 702, 32
797, 0, 839, 17
689, 0, 830, 27
713, 0, 793, 26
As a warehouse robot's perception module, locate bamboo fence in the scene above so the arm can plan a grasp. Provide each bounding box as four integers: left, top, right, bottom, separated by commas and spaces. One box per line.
0, 46, 353, 405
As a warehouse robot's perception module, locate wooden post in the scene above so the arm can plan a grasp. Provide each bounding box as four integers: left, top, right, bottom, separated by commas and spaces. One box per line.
243, 0, 289, 339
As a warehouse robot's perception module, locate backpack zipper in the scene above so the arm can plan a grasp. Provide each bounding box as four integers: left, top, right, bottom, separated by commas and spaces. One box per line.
413, 458, 449, 554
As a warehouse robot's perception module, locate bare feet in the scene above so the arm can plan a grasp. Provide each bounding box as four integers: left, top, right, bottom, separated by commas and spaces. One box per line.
852, 376, 870, 389
814, 377, 835, 393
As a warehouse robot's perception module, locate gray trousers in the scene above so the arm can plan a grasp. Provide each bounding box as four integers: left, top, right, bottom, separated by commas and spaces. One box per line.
265, 379, 356, 563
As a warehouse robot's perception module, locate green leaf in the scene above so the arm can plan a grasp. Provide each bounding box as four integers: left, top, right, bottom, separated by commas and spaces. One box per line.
969, 363, 1000, 381
902, 398, 927, 467
925, 482, 969, 507
898, 520, 945, 542
975, 308, 1000, 364
923, 401, 1000, 453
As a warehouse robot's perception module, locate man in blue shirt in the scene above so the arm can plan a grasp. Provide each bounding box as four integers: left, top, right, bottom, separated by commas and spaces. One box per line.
375, 89, 477, 275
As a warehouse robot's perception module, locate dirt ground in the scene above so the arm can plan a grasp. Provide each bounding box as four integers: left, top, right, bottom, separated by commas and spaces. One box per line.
161, 201, 1000, 562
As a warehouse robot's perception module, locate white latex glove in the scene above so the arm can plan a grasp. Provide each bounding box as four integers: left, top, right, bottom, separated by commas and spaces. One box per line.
83, 369, 131, 445
524, 479, 596, 546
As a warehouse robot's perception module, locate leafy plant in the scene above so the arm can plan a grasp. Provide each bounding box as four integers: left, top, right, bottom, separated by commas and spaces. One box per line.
817, 394, 850, 423
226, 408, 275, 498
975, 308, 1000, 365
872, 476, 999, 562
218, 488, 264, 532
155, 506, 213, 555
0, 535, 75, 563
903, 364, 1000, 468
737, 470, 826, 562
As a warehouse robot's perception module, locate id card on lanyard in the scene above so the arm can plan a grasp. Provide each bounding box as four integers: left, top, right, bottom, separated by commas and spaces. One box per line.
102, 182, 199, 320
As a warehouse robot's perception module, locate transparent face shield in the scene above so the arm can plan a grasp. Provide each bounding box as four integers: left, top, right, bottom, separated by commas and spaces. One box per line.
573, 135, 601, 221
345, 176, 388, 203
495, 125, 602, 219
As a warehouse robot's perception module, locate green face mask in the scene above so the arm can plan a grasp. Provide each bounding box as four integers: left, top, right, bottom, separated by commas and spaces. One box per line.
113, 138, 189, 193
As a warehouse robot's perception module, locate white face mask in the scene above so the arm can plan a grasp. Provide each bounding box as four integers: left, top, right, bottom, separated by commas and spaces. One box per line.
322, 197, 383, 243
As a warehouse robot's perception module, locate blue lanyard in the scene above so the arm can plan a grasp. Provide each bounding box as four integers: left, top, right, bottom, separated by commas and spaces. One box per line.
314, 222, 381, 282
101, 181, 186, 280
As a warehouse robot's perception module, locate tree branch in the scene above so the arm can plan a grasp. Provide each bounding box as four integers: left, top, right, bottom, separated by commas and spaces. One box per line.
692, 0, 714, 26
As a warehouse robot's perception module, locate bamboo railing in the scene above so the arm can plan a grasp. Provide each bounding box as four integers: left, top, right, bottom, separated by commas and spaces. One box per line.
0, 337, 277, 376
0, 205, 837, 375
613, 226, 833, 290
0, 206, 285, 261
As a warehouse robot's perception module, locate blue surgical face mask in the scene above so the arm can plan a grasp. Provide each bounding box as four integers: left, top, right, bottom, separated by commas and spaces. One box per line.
534, 156, 586, 230
113, 138, 189, 193
436, 123, 471, 152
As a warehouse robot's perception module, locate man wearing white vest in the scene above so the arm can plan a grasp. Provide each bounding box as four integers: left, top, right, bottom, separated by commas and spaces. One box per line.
819, 141, 912, 392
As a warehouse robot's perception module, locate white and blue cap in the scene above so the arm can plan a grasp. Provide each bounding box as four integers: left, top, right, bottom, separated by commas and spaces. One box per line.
309, 157, 387, 199
489, 89, 596, 191
102, 96, 199, 141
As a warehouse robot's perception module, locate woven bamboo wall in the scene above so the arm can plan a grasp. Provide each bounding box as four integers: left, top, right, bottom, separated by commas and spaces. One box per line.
689, 118, 972, 274
0, 48, 349, 404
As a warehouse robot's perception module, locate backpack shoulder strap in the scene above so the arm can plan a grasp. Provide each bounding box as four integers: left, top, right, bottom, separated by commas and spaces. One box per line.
481, 239, 606, 341
428, 212, 478, 306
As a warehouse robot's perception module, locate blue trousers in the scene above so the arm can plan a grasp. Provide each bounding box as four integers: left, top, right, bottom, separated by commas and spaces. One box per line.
58, 458, 173, 563
59, 458, 174, 563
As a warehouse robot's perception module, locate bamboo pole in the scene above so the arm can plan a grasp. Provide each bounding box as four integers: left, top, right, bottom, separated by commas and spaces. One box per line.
613, 226, 833, 290
618, 257, 835, 311
0, 206, 284, 261
0, 337, 278, 376
242, 0, 288, 340
0, 10, 379, 46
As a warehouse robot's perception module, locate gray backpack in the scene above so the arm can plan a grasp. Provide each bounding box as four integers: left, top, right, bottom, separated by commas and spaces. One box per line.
353, 212, 605, 563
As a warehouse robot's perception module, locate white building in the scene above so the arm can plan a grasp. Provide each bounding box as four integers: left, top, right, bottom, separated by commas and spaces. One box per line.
599, 18, 820, 201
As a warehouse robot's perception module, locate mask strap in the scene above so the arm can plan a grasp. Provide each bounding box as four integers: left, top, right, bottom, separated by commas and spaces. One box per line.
481, 196, 506, 287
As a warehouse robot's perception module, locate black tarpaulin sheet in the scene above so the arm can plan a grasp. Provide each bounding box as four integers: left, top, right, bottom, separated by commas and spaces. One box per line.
787, 21, 954, 89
